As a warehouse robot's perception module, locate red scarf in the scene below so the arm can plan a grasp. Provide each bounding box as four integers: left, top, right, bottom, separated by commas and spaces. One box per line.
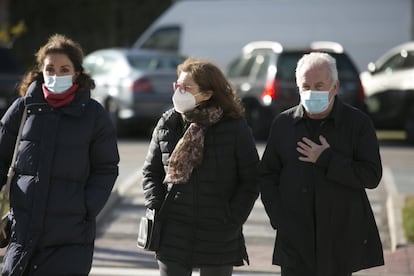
42, 84, 79, 108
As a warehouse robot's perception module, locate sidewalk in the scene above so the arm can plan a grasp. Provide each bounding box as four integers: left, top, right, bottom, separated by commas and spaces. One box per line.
90, 267, 279, 276
92, 163, 414, 276
353, 166, 414, 275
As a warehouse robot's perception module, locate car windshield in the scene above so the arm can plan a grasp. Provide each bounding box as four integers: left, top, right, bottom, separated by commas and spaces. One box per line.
127, 54, 182, 70
277, 52, 359, 81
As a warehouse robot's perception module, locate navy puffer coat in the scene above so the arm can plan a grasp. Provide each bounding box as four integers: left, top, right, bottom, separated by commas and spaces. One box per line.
0, 82, 119, 275
142, 108, 259, 267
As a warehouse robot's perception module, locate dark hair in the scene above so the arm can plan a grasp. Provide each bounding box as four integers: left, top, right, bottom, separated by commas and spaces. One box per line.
177, 57, 244, 118
18, 34, 95, 96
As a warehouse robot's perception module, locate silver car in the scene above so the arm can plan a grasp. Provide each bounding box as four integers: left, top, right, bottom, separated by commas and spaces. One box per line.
360, 42, 414, 143
83, 48, 185, 136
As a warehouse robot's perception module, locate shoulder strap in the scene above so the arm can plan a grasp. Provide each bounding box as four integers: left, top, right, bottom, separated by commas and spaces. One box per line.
0, 106, 28, 212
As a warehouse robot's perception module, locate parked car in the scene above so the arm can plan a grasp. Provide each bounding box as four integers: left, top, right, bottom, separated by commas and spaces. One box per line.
360, 41, 414, 143
0, 46, 24, 117
83, 48, 186, 136
226, 41, 367, 140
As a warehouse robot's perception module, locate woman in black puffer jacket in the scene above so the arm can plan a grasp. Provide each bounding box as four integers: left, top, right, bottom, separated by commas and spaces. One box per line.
0, 34, 119, 276
142, 57, 260, 276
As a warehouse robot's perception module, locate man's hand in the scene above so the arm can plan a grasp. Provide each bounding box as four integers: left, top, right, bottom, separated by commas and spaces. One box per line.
297, 135, 330, 163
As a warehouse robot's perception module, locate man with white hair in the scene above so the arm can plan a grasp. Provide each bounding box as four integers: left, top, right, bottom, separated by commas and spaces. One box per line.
260, 52, 384, 276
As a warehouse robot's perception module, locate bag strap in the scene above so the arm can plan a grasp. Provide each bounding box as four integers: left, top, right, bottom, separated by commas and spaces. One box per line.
0, 106, 28, 215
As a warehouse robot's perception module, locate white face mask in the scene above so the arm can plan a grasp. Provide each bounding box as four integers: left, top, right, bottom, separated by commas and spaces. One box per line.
43, 74, 73, 93
172, 88, 200, 113
300, 90, 330, 114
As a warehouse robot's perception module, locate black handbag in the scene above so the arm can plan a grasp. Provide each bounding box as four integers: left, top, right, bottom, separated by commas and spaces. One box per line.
137, 185, 178, 251
0, 106, 27, 248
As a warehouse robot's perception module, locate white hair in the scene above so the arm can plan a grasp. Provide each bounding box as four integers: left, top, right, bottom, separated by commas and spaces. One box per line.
295, 52, 338, 86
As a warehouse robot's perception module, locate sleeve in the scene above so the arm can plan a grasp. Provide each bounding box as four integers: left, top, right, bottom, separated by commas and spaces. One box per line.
229, 119, 260, 225
0, 98, 26, 188
141, 116, 168, 210
259, 118, 283, 229
315, 115, 382, 190
85, 105, 120, 218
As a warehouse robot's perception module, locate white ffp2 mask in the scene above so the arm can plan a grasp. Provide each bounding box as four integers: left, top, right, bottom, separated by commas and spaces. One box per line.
172, 88, 199, 113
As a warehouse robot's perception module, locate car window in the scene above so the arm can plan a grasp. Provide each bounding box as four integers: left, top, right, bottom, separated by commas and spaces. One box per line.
162, 56, 186, 69
84, 53, 123, 75
400, 50, 414, 70
276, 53, 302, 80
331, 53, 359, 80
128, 56, 159, 70
226, 57, 243, 78
127, 55, 182, 70
225, 55, 256, 78
83, 55, 99, 75
255, 54, 271, 79
140, 25, 180, 52
239, 55, 256, 77
376, 53, 406, 73
277, 52, 359, 81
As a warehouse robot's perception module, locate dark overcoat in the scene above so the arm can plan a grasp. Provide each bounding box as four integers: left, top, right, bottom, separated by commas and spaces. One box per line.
142, 108, 259, 267
260, 98, 384, 275
0, 82, 119, 275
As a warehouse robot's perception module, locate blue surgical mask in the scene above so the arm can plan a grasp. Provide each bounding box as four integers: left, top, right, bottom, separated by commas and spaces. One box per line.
300, 90, 330, 114
43, 74, 73, 93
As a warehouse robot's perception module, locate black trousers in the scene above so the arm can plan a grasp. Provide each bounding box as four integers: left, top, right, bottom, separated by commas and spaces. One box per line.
158, 260, 233, 276
281, 266, 352, 276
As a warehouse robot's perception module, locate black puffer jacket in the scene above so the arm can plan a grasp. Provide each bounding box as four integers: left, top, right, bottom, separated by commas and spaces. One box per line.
142, 108, 259, 267
0, 82, 119, 275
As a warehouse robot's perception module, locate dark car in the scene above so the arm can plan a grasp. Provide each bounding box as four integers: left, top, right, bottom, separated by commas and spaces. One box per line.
360, 42, 414, 144
226, 41, 366, 139
83, 48, 186, 136
0, 47, 24, 117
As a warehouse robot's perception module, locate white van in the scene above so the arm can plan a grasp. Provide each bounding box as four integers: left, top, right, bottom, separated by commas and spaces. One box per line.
133, 0, 412, 72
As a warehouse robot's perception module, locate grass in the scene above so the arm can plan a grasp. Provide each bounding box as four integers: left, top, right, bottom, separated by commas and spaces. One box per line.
376, 130, 406, 140
403, 196, 414, 243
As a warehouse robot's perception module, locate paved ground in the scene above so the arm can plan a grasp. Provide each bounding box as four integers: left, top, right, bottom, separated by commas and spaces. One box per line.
90, 139, 414, 276
90, 168, 414, 276
93, 181, 277, 273
0, 139, 413, 275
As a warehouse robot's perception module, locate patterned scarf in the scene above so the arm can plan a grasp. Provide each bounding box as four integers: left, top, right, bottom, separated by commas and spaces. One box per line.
164, 104, 223, 185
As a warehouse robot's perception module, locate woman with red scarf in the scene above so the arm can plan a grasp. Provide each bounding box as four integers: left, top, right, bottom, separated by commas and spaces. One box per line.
0, 34, 119, 276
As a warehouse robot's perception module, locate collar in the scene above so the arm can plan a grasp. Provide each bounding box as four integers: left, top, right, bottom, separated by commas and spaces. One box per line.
25, 81, 91, 117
